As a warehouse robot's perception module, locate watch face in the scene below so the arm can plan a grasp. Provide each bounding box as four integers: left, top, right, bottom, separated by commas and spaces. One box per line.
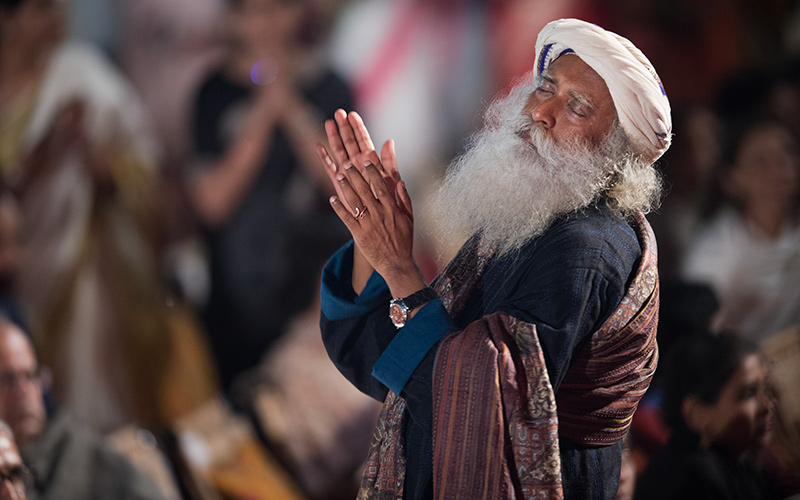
389, 302, 407, 328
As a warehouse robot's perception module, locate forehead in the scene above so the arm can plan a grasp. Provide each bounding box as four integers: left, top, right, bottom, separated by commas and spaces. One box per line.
542, 54, 615, 114
0, 329, 36, 371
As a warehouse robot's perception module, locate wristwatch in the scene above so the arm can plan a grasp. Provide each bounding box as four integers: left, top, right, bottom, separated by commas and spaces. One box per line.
389, 287, 437, 329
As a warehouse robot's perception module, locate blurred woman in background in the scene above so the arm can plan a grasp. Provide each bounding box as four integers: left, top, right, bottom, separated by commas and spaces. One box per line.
681, 118, 800, 344
635, 333, 776, 500
0, 0, 171, 431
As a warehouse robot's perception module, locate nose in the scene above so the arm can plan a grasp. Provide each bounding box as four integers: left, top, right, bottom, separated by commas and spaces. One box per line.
527, 95, 555, 131
757, 385, 774, 417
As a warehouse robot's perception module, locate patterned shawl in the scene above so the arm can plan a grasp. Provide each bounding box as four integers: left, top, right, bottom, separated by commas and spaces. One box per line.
359, 213, 659, 499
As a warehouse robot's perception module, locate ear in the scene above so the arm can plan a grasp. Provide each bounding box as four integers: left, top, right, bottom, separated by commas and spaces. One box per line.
681, 395, 711, 435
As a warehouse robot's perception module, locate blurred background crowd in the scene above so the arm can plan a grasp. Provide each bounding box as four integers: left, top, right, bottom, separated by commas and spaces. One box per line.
0, 0, 798, 499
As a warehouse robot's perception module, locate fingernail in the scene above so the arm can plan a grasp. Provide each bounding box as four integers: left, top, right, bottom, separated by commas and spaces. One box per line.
344, 163, 353, 170
337, 173, 345, 181
364, 161, 372, 167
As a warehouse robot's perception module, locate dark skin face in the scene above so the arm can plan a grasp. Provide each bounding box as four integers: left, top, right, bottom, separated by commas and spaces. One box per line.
522, 54, 617, 148
686, 354, 773, 459
708, 354, 773, 457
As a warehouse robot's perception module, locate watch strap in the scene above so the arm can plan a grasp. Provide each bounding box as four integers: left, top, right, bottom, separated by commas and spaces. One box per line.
399, 287, 437, 310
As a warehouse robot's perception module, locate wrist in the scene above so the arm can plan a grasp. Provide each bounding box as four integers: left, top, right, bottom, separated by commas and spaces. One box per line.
383, 262, 427, 300
389, 287, 437, 329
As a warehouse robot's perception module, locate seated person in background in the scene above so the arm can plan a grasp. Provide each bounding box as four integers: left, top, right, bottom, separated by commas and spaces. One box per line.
0, 318, 166, 500
681, 117, 800, 344
0, 419, 27, 500
635, 332, 776, 500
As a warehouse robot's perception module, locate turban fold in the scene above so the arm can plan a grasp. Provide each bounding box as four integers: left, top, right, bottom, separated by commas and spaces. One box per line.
534, 18, 672, 164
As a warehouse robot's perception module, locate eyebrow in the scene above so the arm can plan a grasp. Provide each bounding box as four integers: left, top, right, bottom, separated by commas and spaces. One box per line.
540, 72, 556, 86
568, 90, 595, 112
540, 71, 596, 112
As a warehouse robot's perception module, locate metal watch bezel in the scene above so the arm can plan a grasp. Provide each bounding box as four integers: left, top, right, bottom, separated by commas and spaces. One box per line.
389, 298, 411, 328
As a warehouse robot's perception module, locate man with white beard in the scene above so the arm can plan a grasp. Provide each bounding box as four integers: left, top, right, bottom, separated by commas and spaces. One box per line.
315, 19, 671, 500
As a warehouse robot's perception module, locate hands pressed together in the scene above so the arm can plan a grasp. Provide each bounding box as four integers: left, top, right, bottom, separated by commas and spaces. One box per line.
316, 109, 428, 299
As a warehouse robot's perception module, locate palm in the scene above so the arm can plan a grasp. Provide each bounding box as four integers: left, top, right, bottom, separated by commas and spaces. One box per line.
317, 110, 407, 218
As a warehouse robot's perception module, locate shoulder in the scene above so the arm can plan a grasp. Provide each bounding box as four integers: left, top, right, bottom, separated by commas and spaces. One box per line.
519, 205, 641, 278
691, 208, 745, 246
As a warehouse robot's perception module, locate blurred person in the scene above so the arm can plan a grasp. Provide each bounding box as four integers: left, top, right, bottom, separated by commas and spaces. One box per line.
0, 419, 27, 500
761, 326, 800, 498
634, 332, 776, 500
233, 241, 382, 499
681, 117, 800, 344
648, 103, 721, 281
188, 0, 352, 390
0, 0, 172, 432
0, 318, 167, 500
317, 18, 670, 499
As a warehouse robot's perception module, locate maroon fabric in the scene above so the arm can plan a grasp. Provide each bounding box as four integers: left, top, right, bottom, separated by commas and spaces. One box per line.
433, 313, 563, 500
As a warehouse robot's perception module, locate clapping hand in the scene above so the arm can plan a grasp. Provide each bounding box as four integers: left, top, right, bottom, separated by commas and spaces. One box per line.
315, 110, 424, 297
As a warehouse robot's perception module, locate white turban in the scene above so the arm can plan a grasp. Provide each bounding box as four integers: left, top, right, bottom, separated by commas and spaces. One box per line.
534, 18, 672, 164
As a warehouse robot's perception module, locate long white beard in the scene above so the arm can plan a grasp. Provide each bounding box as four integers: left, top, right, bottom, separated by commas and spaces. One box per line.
431, 81, 626, 257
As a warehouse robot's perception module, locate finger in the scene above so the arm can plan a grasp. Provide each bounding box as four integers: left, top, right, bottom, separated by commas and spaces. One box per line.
337, 168, 369, 216
325, 118, 349, 167
396, 180, 414, 221
381, 139, 401, 184
349, 112, 376, 154
335, 109, 362, 160
362, 161, 392, 206
315, 143, 338, 180
341, 163, 383, 216
329, 196, 361, 233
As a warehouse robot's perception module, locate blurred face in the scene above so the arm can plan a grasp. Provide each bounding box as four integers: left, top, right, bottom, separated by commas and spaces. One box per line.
0, 327, 45, 450
0, 431, 26, 500
706, 354, 773, 457
228, 0, 303, 56
522, 54, 617, 149
0, 0, 66, 53
726, 123, 800, 215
